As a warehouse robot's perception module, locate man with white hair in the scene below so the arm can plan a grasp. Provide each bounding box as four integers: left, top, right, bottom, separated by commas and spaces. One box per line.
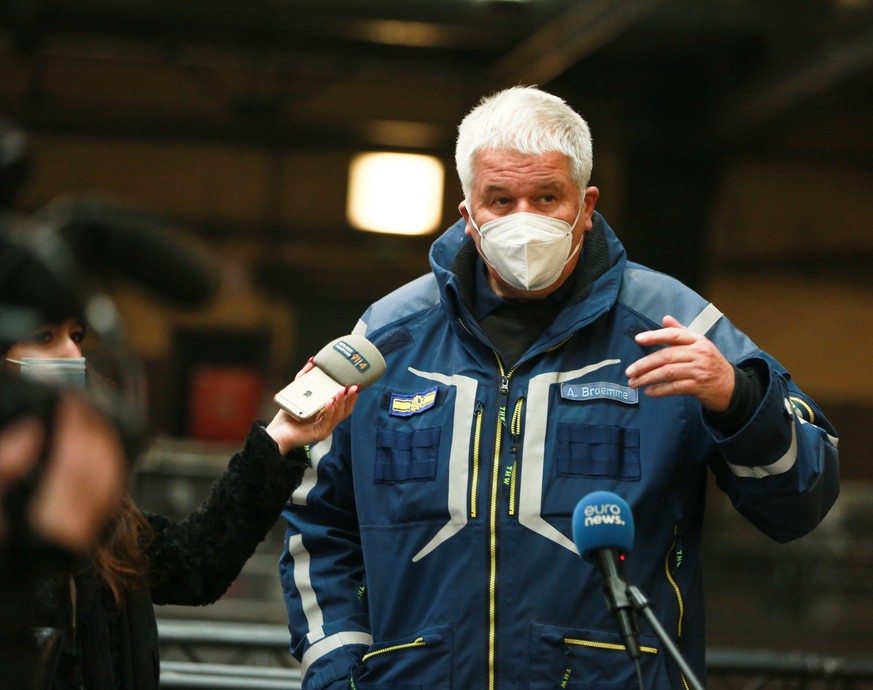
280, 86, 839, 690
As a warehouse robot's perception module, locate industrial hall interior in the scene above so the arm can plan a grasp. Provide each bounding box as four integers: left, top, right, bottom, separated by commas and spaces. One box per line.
1, 0, 872, 687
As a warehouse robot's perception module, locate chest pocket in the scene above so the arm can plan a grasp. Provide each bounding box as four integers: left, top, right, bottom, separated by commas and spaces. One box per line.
556, 423, 640, 481
375, 427, 441, 483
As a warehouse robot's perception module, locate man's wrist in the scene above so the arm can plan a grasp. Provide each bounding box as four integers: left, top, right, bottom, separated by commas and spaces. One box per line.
704, 362, 766, 435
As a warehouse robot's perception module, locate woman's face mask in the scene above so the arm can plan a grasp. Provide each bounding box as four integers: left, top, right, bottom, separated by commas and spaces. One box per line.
468, 205, 584, 292
6, 356, 87, 389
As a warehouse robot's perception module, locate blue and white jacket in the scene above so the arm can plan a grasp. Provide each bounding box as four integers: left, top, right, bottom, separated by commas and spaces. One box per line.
280, 214, 839, 690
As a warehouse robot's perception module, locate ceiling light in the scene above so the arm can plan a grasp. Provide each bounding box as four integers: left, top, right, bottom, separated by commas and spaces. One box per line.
347, 152, 444, 236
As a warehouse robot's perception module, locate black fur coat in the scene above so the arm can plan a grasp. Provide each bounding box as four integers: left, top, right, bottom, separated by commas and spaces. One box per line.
38, 422, 308, 690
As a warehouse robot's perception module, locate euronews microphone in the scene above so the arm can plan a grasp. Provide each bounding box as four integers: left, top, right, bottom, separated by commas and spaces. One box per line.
572, 490, 641, 661
274, 334, 386, 420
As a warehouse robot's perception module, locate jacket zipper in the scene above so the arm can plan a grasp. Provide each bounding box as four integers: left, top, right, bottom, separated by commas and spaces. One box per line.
487, 354, 510, 690
506, 397, 524, 516
453, 316, 506, 690
360, 636, 427, 663
471, 402, 485, 518
457, 317, 575, 690
665, 524, 685, 638
666, 524, 690, 690
557, 637, 657, 688
504, 333, 573, 516
564, 637, 659, 655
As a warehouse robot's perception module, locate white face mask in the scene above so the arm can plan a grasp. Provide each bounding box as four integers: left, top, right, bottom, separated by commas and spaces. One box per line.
468, 205, 584, 291
6, 357, 87, 389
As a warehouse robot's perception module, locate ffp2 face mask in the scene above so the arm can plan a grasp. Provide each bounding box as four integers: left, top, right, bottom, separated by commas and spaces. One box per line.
468, 206, 583, 291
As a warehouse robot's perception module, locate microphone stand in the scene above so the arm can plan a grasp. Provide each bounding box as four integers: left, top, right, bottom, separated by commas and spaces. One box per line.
625, 585, 706, 690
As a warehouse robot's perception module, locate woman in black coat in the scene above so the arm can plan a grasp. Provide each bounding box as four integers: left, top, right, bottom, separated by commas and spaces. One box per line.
4, 317, 357, 689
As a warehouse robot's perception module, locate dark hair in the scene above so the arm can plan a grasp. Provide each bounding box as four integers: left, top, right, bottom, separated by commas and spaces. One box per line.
0, 234, 84, 349
91, 495, 153, 604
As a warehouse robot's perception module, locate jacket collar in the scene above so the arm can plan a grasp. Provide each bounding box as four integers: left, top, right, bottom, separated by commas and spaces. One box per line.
428, 212, 627, 349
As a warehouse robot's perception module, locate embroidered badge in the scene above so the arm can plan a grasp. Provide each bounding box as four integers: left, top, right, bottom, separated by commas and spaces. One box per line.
333, 339, 372, 371
389, 387, 439, 417
561, 381, 638, 405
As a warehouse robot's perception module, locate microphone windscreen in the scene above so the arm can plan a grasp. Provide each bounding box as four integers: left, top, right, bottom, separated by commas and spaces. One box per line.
39, 196, 221, 308
0, 229, 84, 335
572, 491, 635, 562
273, 334, 385, 420
313, 334, 386, 388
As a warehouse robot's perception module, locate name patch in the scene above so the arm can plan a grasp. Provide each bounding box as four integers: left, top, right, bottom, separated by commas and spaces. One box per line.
561, 381, 638, 405
390, 387, 438, 417
333, 340, 371, 371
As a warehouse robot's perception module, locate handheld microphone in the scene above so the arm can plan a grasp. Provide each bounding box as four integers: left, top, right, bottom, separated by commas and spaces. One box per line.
572, 490, 641, 660
274, 334, 386, 420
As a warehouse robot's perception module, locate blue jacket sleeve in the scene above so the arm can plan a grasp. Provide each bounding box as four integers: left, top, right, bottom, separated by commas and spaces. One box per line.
704, 352, 840, 543
279, 419, 371, 690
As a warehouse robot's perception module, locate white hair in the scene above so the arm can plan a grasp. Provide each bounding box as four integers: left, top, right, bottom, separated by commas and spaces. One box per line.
455, 86, 593, 201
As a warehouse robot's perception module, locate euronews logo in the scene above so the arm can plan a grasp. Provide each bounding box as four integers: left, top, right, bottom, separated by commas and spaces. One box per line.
583, 502, 626, 526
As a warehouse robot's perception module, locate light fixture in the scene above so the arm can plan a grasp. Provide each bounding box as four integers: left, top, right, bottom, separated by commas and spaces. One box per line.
347, 152, 444, 236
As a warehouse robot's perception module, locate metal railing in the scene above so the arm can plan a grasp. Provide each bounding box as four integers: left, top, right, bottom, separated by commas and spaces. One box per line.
158, 620, 873, 689
159, 620, 294, 668
706, 647, 873, 689
161, 662, 300, 689
159, 620, 300, 689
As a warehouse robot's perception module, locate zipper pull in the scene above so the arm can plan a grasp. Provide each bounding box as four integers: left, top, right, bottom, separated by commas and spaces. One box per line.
560, 641, 574, 687
500, 375, 509, 395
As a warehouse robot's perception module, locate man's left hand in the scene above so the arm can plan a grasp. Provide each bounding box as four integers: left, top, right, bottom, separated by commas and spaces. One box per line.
625, 315, 735, 412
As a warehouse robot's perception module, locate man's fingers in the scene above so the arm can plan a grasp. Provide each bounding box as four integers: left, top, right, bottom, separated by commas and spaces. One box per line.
633, 315, 695, 348
636, 326, 695, 347
626, 344, 694, 382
